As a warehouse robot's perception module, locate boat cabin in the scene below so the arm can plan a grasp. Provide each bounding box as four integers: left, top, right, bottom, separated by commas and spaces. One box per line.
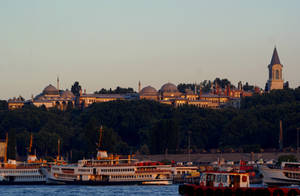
199, 171, 250, 188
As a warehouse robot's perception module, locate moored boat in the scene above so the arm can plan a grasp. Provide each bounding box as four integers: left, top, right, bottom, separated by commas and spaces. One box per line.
42, 127, 173, 185
43, 151, 173, 185
260, 162, 300, 186
178, 170, 300, 196
0, 133, 47, 185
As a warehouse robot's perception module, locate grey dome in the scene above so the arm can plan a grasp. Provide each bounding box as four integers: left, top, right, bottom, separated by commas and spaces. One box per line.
43, 84, 59, 95
61, 90, 75, 98
160, 83, 178, 92
140, 86, 157, 95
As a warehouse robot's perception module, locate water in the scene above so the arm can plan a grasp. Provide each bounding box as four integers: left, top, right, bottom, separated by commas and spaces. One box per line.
0, 185, 180, 196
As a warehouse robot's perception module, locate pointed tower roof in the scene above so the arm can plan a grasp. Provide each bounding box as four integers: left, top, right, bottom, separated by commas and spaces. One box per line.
270, 47, 281, 65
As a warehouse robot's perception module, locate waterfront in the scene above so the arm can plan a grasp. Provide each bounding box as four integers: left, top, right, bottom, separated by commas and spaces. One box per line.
0, 185, 180, 196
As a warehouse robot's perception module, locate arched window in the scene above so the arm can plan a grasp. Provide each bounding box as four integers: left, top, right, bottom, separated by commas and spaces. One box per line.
276, 70, 280, 79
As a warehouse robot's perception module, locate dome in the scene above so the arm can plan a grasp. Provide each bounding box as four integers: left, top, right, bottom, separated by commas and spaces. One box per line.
61, 89, 75, 98
140, 86, 157, 95
160, 82, 178, 92
43, 84, 59, 95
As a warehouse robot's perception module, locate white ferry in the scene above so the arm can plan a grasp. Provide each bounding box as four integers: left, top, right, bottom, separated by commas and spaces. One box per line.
0, 156, 46, 185
0, 133, 47, 185
43, 150, 173, 185
260, 162, 300, 186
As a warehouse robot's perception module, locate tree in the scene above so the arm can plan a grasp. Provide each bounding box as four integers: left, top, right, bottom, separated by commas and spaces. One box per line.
71, 81, 82, 97
243, 82, 254, 91
94, 86, 135, 94
7, 128, 17, 160
0, 100, 8, 110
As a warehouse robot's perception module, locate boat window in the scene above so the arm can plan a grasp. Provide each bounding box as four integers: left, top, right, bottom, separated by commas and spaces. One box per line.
207, 174, 214, 182
216, 175, 222, 182
222, 175, 228, 183
200, 174, 206, 182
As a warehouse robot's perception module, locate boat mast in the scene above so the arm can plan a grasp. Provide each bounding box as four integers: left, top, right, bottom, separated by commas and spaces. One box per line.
28, 133, 33, 155
98, 126, 103, 150
4, 132, 8, 163
57, 138, 61, 161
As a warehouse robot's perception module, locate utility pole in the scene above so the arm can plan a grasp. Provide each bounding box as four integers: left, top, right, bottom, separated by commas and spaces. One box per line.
297, 128, 300, 156
279, 120, 283, 151
187, 131, 191, 163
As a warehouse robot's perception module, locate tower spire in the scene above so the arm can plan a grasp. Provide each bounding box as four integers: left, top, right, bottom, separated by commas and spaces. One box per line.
270, 47, 281, 65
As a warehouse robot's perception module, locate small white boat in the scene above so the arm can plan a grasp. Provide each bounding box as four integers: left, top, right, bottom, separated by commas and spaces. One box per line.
260, 162, 300, 186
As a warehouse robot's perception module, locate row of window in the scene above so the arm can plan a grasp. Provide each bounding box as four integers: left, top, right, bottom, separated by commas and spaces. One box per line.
111, 175, 152, 179
16, 175, 44, 179
285, 172, 300, 179
101, 168, 134, 173
78, 169, 91, 172
0, 170, 38, 174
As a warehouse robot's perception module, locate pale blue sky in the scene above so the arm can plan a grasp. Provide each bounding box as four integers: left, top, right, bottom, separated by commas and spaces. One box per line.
1, 0, 300, 99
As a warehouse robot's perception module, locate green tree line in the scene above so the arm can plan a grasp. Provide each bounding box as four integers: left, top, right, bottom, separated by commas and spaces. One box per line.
1, 88, 300, 161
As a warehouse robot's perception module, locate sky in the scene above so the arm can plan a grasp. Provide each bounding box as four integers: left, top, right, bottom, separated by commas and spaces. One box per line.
1, 0, 300, 99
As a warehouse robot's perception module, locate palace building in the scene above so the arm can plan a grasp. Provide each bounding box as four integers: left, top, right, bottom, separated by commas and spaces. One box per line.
8, 78, 75, 110
138, 81, 255, 109
10, 47, 284, 110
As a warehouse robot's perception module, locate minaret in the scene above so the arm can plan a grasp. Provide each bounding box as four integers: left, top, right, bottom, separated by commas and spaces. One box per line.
138, 81, 141, 93
267, 47, 283, 91
57, 76, 60, 91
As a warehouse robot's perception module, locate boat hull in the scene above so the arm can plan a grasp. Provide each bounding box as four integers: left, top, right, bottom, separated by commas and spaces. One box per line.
0, 181, 46, 185
47, 177, 172, 185
179, 184, 300, 196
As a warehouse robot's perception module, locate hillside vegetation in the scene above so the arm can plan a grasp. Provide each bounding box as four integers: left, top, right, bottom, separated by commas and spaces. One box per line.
0, 88, 300, 161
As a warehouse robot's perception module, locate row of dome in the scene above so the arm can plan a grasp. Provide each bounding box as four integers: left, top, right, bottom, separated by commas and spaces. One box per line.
37, 84, 75, 99
42, 82, 179, 97
140, 83, 178, 95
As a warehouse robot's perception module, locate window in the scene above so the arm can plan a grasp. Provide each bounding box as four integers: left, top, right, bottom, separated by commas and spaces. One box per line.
276, 70, 280, 79
222, 175, 228, 183
216, 175, 222, 183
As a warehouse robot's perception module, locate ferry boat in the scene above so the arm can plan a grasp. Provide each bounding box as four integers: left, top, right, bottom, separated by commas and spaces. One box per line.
260, 162, 300, 186
43, 150, 173, 185
0, 134, 47, 185
42, 127, 173, 185
0, 158, 46, 185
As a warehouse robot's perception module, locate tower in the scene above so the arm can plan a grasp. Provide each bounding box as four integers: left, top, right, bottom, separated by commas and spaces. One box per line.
57, 76, 60, 91
267, 47, 283, 91
138, 81, 141, 93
